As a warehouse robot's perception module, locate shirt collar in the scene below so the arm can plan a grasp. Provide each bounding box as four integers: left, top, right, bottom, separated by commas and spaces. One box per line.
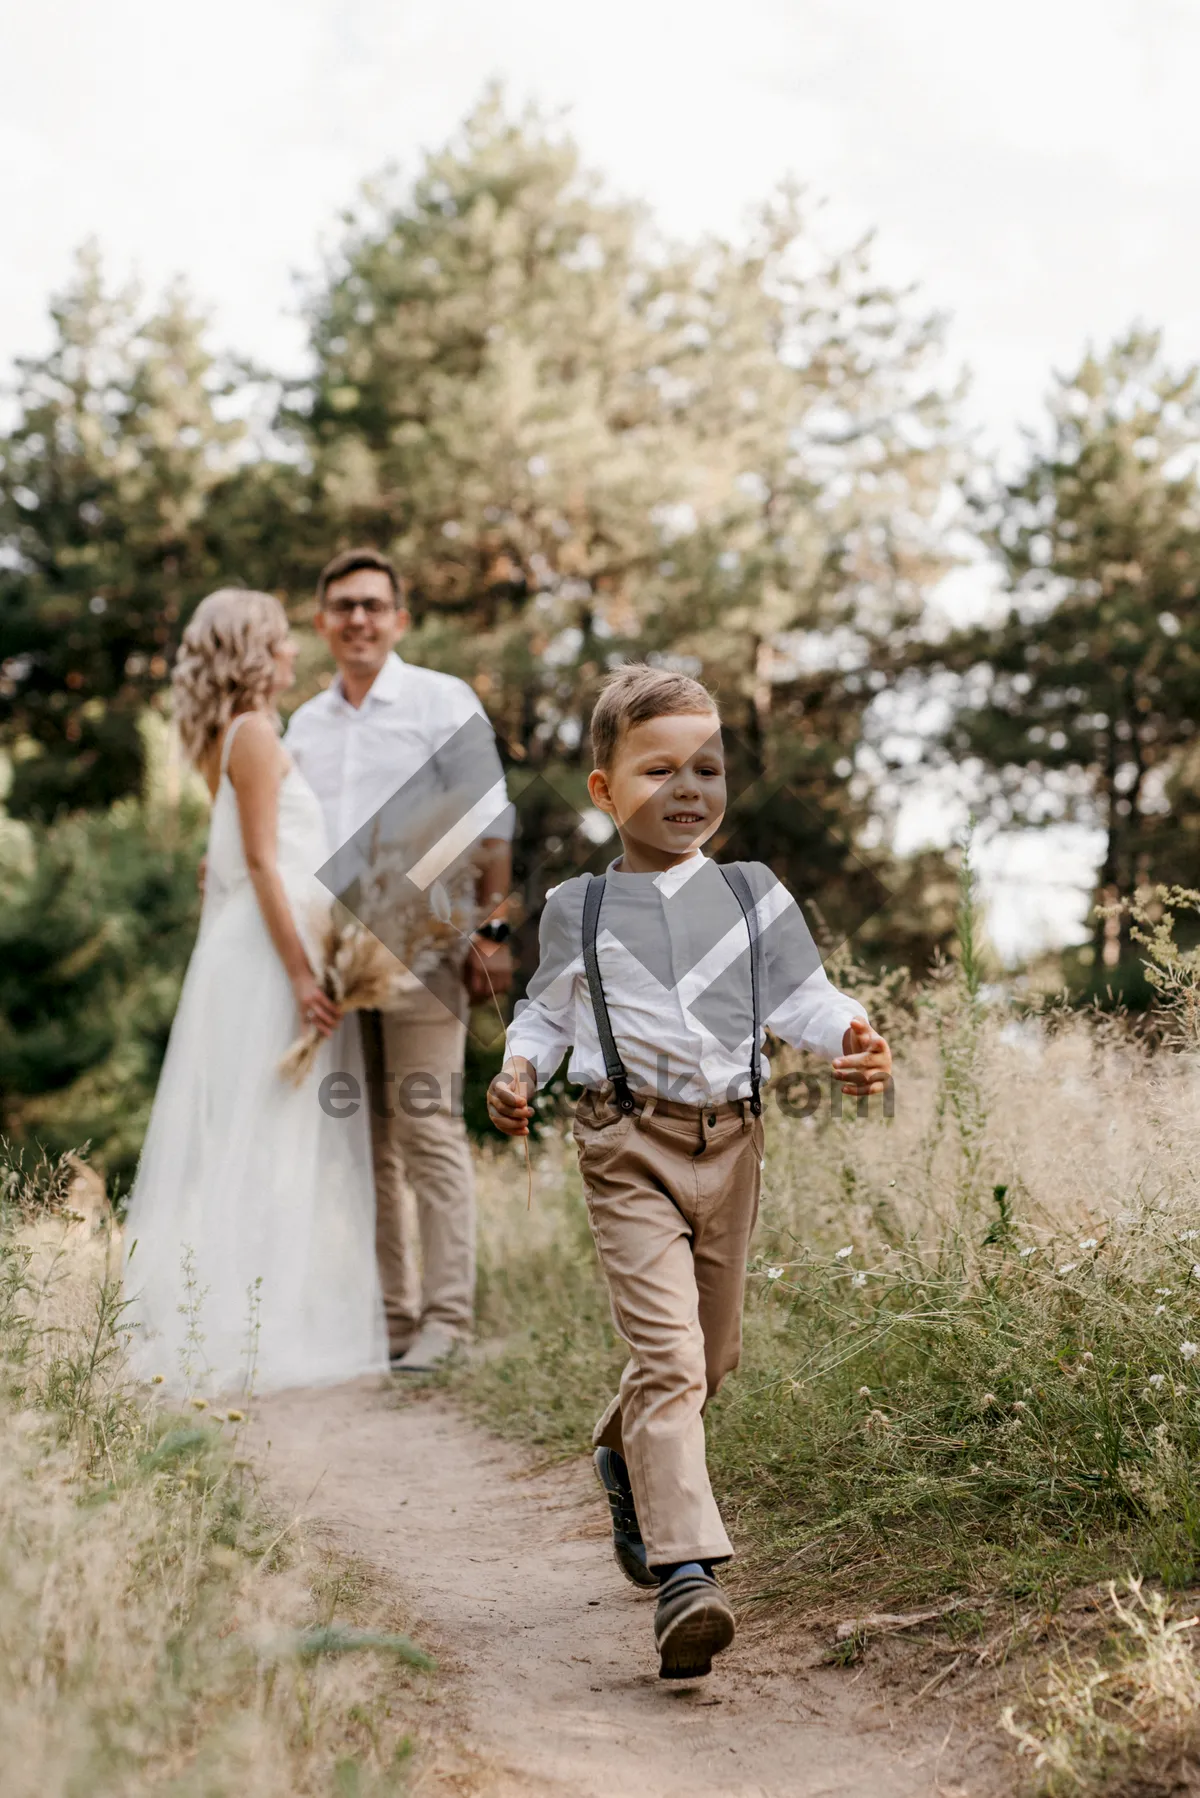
607, 849, 708, 896
657, 851, 708, 896
333, 651, 407, 711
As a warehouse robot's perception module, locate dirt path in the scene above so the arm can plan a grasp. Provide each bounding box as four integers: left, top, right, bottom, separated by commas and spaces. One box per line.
251, 1381, 989, 1797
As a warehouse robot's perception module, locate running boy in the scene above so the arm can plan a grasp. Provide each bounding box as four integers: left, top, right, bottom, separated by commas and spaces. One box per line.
487, 665, 892, 1680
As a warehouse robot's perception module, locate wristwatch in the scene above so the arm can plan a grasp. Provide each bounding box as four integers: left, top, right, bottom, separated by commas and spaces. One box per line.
474, 920, 512, 944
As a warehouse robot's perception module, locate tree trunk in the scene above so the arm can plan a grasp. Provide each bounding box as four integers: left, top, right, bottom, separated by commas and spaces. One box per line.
1092, 725, 1121, 968
743, 636, 769, 781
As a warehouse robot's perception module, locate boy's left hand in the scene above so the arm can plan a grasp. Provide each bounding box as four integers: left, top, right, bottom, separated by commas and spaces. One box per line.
833, 1017, 892, 1095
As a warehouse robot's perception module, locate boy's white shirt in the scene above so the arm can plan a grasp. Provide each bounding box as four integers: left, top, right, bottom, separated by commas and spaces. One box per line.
505, 849, 868, 1105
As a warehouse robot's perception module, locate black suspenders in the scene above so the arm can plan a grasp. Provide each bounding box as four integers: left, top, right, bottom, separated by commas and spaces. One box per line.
580, 863, 764, 1117
581, 873, 636, 1114
721, 863, 763, 1115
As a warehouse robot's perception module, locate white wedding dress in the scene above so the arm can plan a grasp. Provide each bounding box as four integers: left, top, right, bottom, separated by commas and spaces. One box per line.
123, 716, 387, 1396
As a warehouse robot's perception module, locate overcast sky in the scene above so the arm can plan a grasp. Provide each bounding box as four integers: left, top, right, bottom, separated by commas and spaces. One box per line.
4, 0, 1198, 955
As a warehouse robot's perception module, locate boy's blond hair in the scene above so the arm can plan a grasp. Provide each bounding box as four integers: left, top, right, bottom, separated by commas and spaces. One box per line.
589, 663, 718, 771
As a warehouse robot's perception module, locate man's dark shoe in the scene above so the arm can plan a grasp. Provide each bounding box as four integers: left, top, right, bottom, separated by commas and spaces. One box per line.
593, 1447, 659, 1589
654, 1565, 736, 1679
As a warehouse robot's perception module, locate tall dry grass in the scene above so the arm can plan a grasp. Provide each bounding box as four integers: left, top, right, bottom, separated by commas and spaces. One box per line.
1003, 1580, 1200, 1795
0, 1151, 432, 1798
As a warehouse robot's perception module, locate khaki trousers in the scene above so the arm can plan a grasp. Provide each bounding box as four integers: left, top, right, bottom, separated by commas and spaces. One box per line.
574, 1085, 764, 1567
360, 978, 476, 1353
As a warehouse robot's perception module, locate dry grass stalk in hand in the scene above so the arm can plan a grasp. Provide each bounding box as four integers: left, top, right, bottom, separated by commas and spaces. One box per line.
279, 904, 403, 1086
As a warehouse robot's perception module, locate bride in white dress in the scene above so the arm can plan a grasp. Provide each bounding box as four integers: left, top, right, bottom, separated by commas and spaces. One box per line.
124, 588, 386, 1395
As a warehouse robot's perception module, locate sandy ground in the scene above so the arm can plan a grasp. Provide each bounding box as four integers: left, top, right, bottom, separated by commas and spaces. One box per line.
250, 1381, 997, 1798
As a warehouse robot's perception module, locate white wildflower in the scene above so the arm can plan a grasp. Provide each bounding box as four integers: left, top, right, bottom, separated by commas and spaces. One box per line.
1155, 1305, 1168, 1316
835, 1245, 853, 1261
858, 1385, 871, 1398
1079, 1237, 1099, 1251
765, 1266, 784, 1281
1012, 1400, 1028, 1413
1081, 1351, 1094, 1364
1192, 1264, 1200, 1280
1155, 1288, 1174, 1297
851, 1270, 867, 1288
982, 1392, 998, 1408
1149, 1374, 1166, 1388
1018, 1246, 1035, 1259
1182, 1231, 1200, 1243
1181, 1342, 1199, 1362
1057, 1262, 1078, 1275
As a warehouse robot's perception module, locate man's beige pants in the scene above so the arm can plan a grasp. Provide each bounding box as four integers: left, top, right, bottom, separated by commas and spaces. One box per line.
574, 1085, 764, 1567
360, 980, 476, 1354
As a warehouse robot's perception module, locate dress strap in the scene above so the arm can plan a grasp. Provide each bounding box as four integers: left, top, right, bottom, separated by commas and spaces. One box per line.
219, 711, 254, 777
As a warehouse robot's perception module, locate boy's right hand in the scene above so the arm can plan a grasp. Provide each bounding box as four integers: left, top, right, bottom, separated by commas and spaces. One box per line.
487, 1058, 537, 1136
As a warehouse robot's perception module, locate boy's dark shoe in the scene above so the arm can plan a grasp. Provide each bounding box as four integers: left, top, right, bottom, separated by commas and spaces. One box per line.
593, 1447, 659, 1589
654, 1565, 736, 1679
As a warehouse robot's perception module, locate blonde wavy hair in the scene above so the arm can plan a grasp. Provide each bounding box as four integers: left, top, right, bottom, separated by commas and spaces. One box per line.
172, 588, 289, 767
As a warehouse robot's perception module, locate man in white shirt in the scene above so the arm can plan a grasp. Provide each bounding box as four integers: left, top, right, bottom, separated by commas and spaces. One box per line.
287, 547, 514, 1371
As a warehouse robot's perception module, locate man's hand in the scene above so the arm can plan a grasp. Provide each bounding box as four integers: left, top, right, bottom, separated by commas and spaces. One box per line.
465, 937, 514, 1004
486, 1057, 536, 1136
832, 1017, 892, 1096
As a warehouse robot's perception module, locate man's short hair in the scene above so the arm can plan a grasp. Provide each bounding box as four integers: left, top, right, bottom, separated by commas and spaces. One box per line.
316, 546, 405, 608
589, 662, 719, 771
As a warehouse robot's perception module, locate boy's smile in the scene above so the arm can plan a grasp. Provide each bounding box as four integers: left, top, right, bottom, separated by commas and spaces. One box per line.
587, 712, 727, 874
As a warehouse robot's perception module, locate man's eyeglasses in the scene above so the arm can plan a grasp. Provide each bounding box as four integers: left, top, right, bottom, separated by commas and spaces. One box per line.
322, 597, 394, 619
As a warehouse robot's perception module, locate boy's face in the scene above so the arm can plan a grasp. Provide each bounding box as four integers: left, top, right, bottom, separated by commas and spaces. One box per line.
587, 711, 727, 870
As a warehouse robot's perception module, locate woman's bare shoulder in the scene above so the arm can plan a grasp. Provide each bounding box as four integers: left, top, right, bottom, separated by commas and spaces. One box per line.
224, 710, 283, 779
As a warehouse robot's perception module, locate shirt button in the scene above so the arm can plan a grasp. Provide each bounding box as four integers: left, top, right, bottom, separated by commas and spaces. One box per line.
706, 1112, 717, 1127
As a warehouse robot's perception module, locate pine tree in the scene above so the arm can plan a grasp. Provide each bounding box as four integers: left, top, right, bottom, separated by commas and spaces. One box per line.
0, 249, 248, 818
0, 784, 207, 1177
913, 330, 1200, 966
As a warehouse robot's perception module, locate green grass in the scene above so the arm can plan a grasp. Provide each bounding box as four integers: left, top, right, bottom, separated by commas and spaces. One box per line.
711, 1248, 1200, 1610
